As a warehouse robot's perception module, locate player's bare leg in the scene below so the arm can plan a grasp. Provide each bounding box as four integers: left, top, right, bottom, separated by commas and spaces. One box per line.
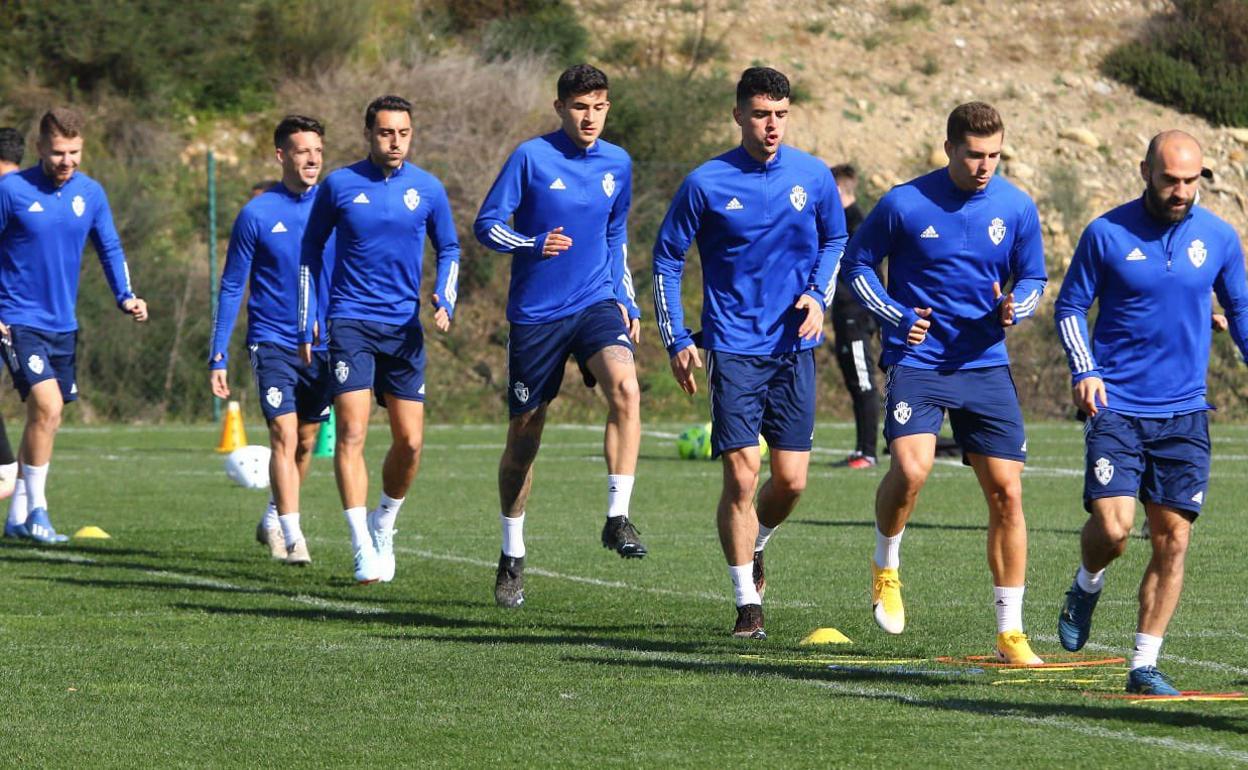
333, 388, 376, 581
493, 404, 547, 607
18, 380, 65, 543
720, 446, 767, 637
1137, 503, 1191, 638
751, 448, 810, 597
585, 345, 645, 557
264, 413, 318, 565
381, 395, 424, 500
870, 433, 936, 634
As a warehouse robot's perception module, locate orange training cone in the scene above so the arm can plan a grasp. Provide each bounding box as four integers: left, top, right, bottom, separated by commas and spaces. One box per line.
215, 400, 248, 453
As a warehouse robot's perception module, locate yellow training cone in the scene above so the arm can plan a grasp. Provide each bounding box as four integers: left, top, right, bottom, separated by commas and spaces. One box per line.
215, 400, 248, 453
800, 628, 852, 645
73, 526, 111, 539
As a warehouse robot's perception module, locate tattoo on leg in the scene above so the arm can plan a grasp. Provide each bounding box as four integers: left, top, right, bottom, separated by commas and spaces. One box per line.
603, 345, 634, 364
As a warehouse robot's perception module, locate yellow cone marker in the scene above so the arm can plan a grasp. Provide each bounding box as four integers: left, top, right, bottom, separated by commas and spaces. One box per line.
800, 627, 852, 645
73, 526, 111, 539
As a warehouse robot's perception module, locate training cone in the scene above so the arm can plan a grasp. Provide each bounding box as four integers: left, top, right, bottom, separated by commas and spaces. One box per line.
313, 408, 335, 458
73, 526, 111, 539
800, 628, 853, 645
215, 400, 248, 453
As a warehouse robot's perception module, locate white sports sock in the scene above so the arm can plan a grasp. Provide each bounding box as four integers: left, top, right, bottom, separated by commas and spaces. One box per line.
606, 474, 634, 518
262, 500, 279, 531
278, 512, 304, 549
21, 462, 48, 511
375, 493, 404, 532
344, 507, 369, 552
1131, 632, 1163, 670
754, 523, 776, 553
874, 526, 904, 570
729, 563, 762, 607
1076, 564, 1105, 594
7, 477, 28, 526
501, 512, 525, 558
994, 585, 1025, 633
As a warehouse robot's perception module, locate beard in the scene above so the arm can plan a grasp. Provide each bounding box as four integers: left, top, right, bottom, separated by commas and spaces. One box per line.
1144, 180, 1194, 223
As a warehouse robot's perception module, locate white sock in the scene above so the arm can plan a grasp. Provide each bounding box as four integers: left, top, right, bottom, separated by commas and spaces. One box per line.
994, 585, 1025, 633
7, 477, 28, 526
344, 507, 369, 552
21, 462, 48, 511
607, 474, 634, 518
1076, 564, 1105, 594
729, 563, 762, 607
754, 523, 776, 553
874, 526, 903, 570
375, 493, 403, 532
1131, 632, 1163, 670
501, 512, 525, 558
279, 512, 303, 549
262, 500, 279, 531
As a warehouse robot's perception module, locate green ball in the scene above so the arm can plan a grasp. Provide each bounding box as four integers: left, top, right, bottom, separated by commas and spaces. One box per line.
677, 423, 714, 460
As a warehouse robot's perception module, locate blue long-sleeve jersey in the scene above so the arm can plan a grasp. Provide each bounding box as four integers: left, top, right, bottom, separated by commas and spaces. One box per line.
652, 145, 846, 357
0, 165, 135, 332
474, 130, 639, 324
299, 159, 459, 339
842, 169, 1047, 370
1054, 196, 1248, 415
209, 183, 335, 369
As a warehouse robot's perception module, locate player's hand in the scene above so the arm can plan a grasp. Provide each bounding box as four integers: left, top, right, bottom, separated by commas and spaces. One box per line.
670, 344, 703, 395
123, 297, 149, 323
1073, 376, 1107, 416
0, 320, 9, 341
210, 368, 230, 399
795, 294, 824, 341
617, 303, 641, 344
993, 282, 1015, 327
311, 320, 321, 346
542, 227, 573, 258
907, 307, 932, 346
298, 343, 312, 367
1212, 313, 1228, 333
432, 294, 451, 332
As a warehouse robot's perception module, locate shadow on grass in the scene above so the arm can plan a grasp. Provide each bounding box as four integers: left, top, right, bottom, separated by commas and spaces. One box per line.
174, 602, 498, 629
790, 518, 1082, 536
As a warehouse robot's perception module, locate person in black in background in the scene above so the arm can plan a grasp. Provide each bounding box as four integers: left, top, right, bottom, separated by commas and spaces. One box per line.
0, 127, 25, 501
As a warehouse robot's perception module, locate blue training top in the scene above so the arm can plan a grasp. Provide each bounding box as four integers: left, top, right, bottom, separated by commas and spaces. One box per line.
1055, 196, 1248, 415
842, 169, 1047, 370
651, 144, 847, 357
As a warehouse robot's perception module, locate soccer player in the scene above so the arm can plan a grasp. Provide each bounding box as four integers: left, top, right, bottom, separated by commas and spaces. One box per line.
299, 95, 460, 584
210, 115, 335, 566
653, 67, 846, 638
842, 102, 1047, 663
473, 64, 644, 608
0, 108, 148, 543
0, 127, 25, 501
1054, 131, 1248, 695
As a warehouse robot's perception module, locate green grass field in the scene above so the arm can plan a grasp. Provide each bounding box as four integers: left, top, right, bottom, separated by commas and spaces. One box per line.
3, 421, 1248, 767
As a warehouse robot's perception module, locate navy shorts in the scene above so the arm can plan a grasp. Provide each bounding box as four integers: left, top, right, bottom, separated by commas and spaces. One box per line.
1083, 409, 1210, 516
883, 365, 1026, 462
707, 349, 815, 458
327, 318, 426, 407
4, 325, 78, 402
507, 299, 632, 415
248, 342, 333, 424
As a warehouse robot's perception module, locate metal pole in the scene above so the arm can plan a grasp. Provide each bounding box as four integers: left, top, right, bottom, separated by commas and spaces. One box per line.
208, 150, 221, 422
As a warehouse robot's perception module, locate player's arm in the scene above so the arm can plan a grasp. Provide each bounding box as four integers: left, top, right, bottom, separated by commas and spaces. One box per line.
209, 209, 259, 398
999, 199, 1047, 327
298, 181, 338, 362
88, 187, 146, 322
428, 181, 460, 333
607, 161, 641, 341
795, 169, 849, 340
1211, 229, 1248, 362
1054, 225, 1105, 414
473, 148, 565, 259
652, 176, 704, 394
843, 196, 929, 344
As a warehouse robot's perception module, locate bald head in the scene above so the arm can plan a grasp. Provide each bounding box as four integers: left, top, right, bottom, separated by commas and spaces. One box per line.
1140, 130, 1204, 223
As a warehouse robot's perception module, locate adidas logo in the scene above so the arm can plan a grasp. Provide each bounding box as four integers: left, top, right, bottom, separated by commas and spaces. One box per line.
726, 197, 743, 211
352, 192, 370, 204
920, 225, 939, 239
617, 333, 630, 343
1126, 247, 1146, 261
1192, 490, 1204, 504
27, 201, 43, 213
271, 221, 287, 233
549, 177, 567, 190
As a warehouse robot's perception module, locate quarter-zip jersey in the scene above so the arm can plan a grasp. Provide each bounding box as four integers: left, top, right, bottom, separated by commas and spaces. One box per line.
474, 130, 638, 324
843, 169, 1046, 369
0, 165, 135, 331
652, 144, 846, 357
1054, 196, 1248, 415
299, 159, 459, 339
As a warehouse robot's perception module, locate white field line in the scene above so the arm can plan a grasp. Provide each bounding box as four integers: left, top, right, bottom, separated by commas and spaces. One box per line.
142, 569, 383, 615
30, 549, 98, 564
1032, 634, 1248, 677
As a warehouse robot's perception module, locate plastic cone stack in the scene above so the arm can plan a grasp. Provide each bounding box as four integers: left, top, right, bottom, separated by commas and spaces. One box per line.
215, 400, 248, 453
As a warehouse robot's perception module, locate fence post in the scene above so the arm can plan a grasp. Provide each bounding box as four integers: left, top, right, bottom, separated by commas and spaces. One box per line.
208, 149, 220, 422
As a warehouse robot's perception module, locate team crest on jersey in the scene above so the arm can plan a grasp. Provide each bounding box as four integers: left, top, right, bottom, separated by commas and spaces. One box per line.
790, 185, 807, 212
1094, 457, 1114, 486
893, 400, 911, 425
1188, 239, 1207, 268
27, 354, 44, 375
404, 188, 420, 212
988, 217, 1007, 246
265, 387, 283, 409
602, 172, 615, 197
513, 381, 530, 404
334, 360, 350, 384
72, 195, 86, 217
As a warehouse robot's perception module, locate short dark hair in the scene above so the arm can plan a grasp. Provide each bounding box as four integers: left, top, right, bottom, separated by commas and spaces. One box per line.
946, 101, 1004, 145
0, 128, 23, 165
39, 107, 85, 141
273, 114, 324, 148
736, 67, 790, 106
364, 95, 412, 130
557, 64, 609, 101
830, 163, 856, 181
